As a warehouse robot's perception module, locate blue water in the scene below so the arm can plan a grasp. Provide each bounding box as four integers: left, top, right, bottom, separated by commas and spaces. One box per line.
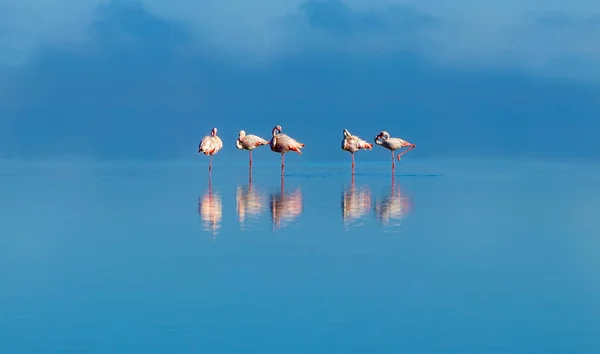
1, 158, 599, 353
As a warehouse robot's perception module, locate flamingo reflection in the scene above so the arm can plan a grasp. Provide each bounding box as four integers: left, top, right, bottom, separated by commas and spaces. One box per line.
374, 175, 413, 227
269, 175, 303, 230
236, 168, 266, 229
198, 176, 223, 237
341, 174, 372, 227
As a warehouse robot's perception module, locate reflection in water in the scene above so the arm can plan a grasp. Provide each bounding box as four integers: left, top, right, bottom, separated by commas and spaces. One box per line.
374, 175, 413, 228
236, 168, 266, 230
341, 174, 372, 228
198, 176, 223, 237
269, 175, 303, 231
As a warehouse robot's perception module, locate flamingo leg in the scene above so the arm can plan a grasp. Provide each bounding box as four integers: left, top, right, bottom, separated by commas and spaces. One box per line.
391, 150, 395, 170
281, 154, 285, 174
396, 145, 416, 161
351, 153, 355, 175
209, 155, 213, 172
249, 150, 253, 165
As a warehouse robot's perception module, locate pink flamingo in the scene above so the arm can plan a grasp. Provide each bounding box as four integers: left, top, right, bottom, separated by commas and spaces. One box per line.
341, 128, 373, 174
374, 131, 415, 170
235, 130, 269, 166
198, 127, 223, 172
269, 125, 304, 174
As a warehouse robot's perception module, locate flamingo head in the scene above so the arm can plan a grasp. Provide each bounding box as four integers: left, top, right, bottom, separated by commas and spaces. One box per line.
238, 130, 246, 138
272, 125, 282, 136
343, 129, 350, 137
375, 131, 389, 142
211, 127, 218, 136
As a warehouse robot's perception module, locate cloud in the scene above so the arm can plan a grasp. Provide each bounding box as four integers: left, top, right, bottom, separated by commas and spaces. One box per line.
1, 0, 600, 79
532, 11, 600, 28
293, 0, 438, 33
0, 0, 599, 161
0, 0, 107, 67
273, 0, 440, 56
295, 0, 386, 33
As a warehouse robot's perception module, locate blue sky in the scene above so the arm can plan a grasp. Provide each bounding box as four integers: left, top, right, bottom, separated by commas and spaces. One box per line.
0, 0, 598, 160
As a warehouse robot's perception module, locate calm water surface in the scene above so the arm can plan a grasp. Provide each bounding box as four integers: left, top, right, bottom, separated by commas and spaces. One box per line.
1, 158, 599, 353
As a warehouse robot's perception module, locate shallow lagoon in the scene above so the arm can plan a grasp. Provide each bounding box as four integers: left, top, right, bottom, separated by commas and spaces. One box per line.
1, 158, 599, 353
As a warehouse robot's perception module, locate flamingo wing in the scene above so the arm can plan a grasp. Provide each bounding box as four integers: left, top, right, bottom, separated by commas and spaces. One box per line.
213, 136, 223, 154
245, 134, 269, 147
355, 136, 373, 149
345, 135, 372, 151
199, 135, 212, 154
200, 136, 222, 155
279, 134, 304, 154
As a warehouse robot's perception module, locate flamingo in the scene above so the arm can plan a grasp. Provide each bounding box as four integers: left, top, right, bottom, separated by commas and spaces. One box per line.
341, 128, 373, 174
269, 125, 304, 174
198, 127, 223, 172
374, 131, 415, 170
235, 130, 269, 166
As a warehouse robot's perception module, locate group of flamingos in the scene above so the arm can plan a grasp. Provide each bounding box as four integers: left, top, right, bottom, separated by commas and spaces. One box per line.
198, 125, 416, 174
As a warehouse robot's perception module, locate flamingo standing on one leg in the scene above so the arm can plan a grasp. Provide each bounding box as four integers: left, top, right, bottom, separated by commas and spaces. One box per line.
269, 125, 305, 174
235, 130, 269, 166
374, 131, 415, 171
198, 127, 223, 172
341, 128, 373, 174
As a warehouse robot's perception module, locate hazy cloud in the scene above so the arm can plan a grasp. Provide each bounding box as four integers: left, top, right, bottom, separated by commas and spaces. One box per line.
293, 0, 438, 33
0, 0, 598, 160
532, 11, 600, 29
1, 0, 599, 78
298, 0, 386, 32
